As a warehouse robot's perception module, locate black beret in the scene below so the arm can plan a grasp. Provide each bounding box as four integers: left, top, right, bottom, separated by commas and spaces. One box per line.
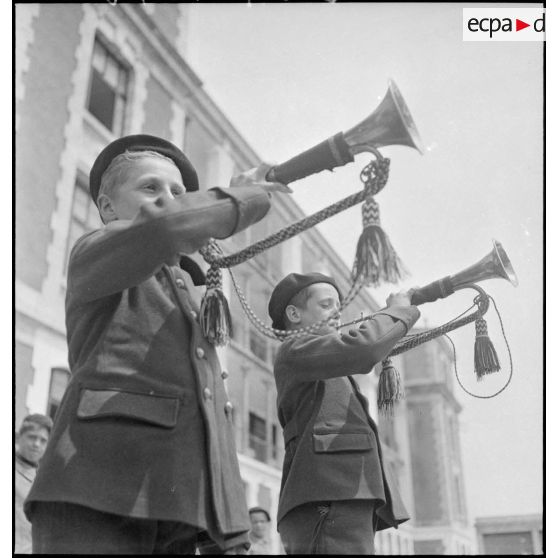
248, 506, 271, 521
89, 134, 199, 204
268, 272, 342, 330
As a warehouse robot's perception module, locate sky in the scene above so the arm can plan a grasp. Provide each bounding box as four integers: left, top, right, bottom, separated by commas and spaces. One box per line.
186, 2, 544, 523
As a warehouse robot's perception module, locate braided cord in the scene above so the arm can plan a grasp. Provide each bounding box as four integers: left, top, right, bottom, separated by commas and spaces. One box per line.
203, 188, 368, 269
228, 267, 365, 340
389, 296, 487, 356
360, 155, 390, 197
203, 154, 389, 270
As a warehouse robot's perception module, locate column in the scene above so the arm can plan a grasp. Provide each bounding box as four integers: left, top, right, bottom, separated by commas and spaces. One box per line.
242, 366, 251, 453
265, 379, 275, 463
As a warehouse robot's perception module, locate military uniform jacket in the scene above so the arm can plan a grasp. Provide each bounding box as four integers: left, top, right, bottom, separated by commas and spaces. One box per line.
26, 185, 271, 548
274, 306, 420, 531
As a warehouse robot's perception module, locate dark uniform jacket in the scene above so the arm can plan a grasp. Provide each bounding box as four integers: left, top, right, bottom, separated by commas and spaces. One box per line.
274, 306, 420, 531
26, 185, 271, 549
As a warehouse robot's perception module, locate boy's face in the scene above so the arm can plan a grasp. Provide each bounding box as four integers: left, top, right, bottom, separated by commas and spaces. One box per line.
17, 425, 49, 465
100, 156, 186, 222
249, 512, 269, 539
289, 283, 341, 331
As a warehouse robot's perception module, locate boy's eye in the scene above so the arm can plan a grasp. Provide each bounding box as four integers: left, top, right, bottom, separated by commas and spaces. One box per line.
143, 184, 157, 192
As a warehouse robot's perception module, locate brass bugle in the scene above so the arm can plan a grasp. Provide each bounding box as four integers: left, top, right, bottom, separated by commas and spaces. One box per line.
409, 239, 518, 306
266, 79, 423, 185
337, 240, 517, 329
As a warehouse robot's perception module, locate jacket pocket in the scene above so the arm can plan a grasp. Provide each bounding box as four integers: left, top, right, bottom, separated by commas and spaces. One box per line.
312, 431, 374, 453
77, 388, 179, 428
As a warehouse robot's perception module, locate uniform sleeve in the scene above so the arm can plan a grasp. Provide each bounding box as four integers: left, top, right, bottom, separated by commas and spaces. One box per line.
67, 186, 270, 304
277, 306, 420, 383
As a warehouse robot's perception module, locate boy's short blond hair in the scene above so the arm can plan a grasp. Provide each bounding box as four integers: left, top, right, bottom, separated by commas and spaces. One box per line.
97, 150, 176, 201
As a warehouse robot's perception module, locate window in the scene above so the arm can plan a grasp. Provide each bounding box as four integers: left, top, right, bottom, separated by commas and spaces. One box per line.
271, 424, 278, 460
229, 273, 249, 344
248, 412, 280, 464
453, 472, 465, 519
249, 412, 267, 462
182, 115, 192, 154
47, 368, 70, 420
65, 176, 102, 270
249, 328, 268, 363
87, 38, 129, 133
183, 117, 213, 191
483, 532, 533, 555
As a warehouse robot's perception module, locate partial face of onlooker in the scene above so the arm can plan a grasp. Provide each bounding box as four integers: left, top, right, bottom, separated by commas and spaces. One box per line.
249, 511, 270, 539
17, 425, 49, 465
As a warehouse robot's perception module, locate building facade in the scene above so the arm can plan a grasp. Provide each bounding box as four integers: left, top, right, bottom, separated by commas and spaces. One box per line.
400, 335, 476, 554
475, 514, 543, 555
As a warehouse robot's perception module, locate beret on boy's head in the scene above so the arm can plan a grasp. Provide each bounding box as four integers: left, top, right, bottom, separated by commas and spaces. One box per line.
268, 272, 342, 330
89, 134, 199, 204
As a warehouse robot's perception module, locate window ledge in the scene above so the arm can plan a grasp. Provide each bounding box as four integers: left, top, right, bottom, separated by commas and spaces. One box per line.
83, 110, 115, 145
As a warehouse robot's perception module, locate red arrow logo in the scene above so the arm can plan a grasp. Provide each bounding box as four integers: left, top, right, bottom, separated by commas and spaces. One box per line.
516, 18, 530, 31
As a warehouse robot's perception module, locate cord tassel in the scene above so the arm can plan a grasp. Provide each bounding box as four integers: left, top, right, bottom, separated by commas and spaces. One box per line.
199, 238, 233, 346
352, 157, 407, 286
199, 264, 233, 346
474, 317, 500, 380
353, 199, 408, 286
377, 358, 405, 415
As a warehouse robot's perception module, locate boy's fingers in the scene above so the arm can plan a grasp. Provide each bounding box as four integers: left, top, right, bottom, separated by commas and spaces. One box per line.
266, 183, 293, 194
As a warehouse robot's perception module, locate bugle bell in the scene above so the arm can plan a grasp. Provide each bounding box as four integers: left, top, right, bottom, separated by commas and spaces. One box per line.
266, 79, 424, 185
410, 240, 518, 306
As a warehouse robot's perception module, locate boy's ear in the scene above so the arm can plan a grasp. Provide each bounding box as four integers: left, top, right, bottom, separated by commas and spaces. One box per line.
97, 194, 116, 223
285, 304, 301, 325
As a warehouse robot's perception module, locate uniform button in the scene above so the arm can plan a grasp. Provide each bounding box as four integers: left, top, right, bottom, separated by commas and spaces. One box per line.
221, 370, 229, 380
175, 278, 186, 289
203, 387, 212, 400
190, 310, 198, 320
225, 401, 233, 414
196, 347, 205, 359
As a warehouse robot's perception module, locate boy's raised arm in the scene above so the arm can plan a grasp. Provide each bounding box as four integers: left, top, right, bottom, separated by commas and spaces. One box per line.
277, 306, 420, 383
67, 186, 270, 303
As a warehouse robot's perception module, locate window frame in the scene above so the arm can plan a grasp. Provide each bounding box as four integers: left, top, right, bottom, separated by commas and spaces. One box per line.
85, 35, 130, 135
64, 172, 102, 272
46, 367, 71, 421
248, 411, 267, 462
